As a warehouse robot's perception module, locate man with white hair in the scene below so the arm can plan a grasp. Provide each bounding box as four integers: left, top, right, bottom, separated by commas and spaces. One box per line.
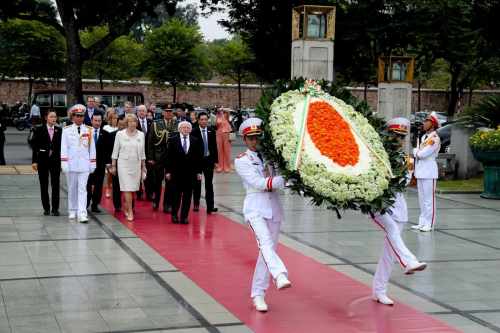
165, 121, 203, 224
61, 104, 96, 223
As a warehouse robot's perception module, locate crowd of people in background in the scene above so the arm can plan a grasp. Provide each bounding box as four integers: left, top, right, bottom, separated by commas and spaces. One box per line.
27, 96, 239, 224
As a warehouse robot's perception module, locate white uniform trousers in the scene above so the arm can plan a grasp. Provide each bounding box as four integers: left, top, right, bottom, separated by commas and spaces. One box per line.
371, 214, 418, 296
248, 216, 287, 298
417, 178, 437, 229
67, 172, 90, 218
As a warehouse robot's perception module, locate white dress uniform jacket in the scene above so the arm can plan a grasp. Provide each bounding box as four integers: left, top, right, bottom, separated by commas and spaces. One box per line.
61, 124, 96, 173
234, 149, 285, 221
413, 131, 440, 179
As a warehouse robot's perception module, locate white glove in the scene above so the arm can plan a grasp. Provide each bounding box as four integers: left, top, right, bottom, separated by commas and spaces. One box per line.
61, 162, 68, 173
271, 176, 286, 190
412, 148, 418, 159
90, 164, 96, 174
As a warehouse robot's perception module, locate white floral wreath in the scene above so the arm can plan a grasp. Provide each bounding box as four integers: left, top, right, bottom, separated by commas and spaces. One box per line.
268, 87, 392, 204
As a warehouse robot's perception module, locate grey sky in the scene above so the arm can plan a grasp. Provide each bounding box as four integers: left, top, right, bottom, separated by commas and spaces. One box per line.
185, 0, 230, 41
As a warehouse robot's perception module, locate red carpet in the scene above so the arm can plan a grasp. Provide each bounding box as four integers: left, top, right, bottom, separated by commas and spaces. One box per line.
101, 197, 460, 333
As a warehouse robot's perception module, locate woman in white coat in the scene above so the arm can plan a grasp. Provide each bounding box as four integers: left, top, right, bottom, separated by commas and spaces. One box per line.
110, 114, 146, 221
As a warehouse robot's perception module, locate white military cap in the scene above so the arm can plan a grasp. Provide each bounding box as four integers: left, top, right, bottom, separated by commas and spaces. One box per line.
69, 104, 86, 115
239, 117, 263, 137
425, 111, 440, 128
387, 117, 410, 136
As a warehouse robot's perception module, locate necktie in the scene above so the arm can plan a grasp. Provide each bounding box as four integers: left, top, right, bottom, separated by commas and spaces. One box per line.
77, 126, 80, 134
94, 129, 98, 144
202, 129, 208, 157
183, 136, 188, 154
141, 119, 146, 133
257, 152, 264, 163
48, 127, 54, 156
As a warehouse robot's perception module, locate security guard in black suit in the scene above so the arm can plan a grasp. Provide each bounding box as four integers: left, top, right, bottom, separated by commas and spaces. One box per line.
191, 112, 219, 213
86, 113, 109, 212
31, 110, 62, 216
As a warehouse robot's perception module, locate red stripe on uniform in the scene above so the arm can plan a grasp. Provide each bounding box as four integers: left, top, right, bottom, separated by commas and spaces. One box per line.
266, 177, 271, 191
431, 179, 436, 227
269, 177, 273, 191
372, 217, 407, 268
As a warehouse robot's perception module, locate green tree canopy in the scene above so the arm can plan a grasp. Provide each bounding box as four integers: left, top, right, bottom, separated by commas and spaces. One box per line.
81, 27, 144, 89
0, 18, 65, 103
209, 36, 255, 109
144, 19, 209, 102
0, 0, 178, 104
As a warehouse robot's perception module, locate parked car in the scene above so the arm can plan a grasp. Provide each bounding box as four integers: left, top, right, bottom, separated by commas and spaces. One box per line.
436, 123, 452, 153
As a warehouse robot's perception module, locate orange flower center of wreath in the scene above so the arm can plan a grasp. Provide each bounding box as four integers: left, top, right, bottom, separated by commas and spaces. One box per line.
306, 101, 360, 167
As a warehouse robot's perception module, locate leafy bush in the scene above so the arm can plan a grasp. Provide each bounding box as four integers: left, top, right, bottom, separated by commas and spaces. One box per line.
470, 127, 500, 151
457, 95, 500, 129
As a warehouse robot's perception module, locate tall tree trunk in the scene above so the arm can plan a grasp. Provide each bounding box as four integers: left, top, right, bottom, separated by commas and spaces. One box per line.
363, 82, 368, 101
27, 76, 33, 106
99, 70, 104, 90
172, 84, 177, 103
237, 76, 242, 110
56, 0, 83, 105
447, 66, 461, 116
468, 87, 473, 107
417, 80, 422, 112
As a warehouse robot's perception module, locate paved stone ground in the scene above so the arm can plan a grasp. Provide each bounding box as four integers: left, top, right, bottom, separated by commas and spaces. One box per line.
1, 130, 500, 332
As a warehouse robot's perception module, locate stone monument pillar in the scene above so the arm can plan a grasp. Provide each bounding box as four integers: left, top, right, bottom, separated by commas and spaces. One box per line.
377, 56, 415, 151
291, 5, 335, 81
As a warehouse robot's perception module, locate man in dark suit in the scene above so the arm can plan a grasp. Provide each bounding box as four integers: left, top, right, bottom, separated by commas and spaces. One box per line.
136, 105, 153, 200
84, 96, 104, 126
31, 110, 62, 216
0, 108, 6, 165
192, 112, 219, 214
86, 113, 109, 212
165, 121, 203, 224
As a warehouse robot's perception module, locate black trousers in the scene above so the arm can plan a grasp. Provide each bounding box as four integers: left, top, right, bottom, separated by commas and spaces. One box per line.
193, 158, 215, 210
111, 174, 121, 210
87, 167, 105, 208
151, 163, 172, 210
0, 134, 5, 165
38, 161, 60, 212
171, 175, 196, 220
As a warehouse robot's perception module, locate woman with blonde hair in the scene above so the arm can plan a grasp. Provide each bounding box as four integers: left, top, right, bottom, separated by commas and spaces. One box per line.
110, 113, 146, 221
215, 108, 233, 172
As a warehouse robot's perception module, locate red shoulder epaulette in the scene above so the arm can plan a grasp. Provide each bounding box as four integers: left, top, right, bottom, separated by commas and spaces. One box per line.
236, 152, 247, 159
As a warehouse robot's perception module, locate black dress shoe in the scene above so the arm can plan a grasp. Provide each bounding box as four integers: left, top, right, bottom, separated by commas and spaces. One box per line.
91, 206, 101, 213
207, 207, 218, 214
152, 202, 158, 210
180, 218, 189, 224
171, 215, 179, 224
43, 210, 50, 216
163, 207, 172, 214
51, 211, 60, 216
193, 205, 200, 212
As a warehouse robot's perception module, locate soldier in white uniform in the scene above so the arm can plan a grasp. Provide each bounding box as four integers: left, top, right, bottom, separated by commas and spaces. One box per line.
61, 105, 96, 223
371, 117, 427, 306
411, 112, 441, 232
234, 118, 291, 313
